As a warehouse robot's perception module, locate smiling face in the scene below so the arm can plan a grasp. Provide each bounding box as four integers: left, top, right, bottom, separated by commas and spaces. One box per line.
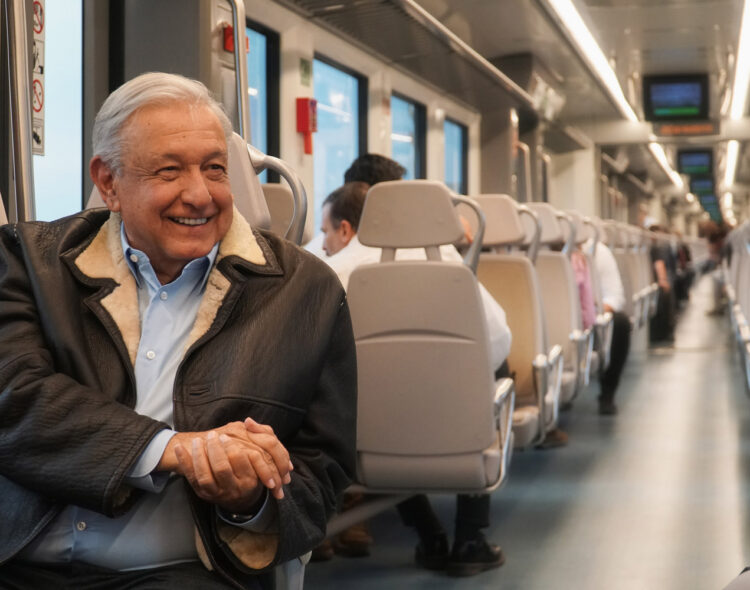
91, 102, 233, 284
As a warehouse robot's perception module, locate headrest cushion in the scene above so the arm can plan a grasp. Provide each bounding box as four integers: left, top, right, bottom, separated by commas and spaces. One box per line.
358, 180, 463, 248
526, 203, 564, 245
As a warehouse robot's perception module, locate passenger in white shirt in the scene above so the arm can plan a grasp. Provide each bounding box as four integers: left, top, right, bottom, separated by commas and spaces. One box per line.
310, 169, 510, 577
586, 239, 631, 415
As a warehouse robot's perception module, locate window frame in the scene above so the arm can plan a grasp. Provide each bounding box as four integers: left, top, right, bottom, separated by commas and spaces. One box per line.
246, 19, 280, 182
444, 116, 468, 195
391, 90, 426, 179
313, 52, 368, 156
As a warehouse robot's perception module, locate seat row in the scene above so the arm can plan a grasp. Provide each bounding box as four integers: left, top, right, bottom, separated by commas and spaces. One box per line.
724, 222, 750, 393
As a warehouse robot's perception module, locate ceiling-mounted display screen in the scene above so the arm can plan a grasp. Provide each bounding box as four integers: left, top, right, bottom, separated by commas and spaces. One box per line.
678, 149, 713, 175
643, 74, 709, 121
689, 177, 714, 196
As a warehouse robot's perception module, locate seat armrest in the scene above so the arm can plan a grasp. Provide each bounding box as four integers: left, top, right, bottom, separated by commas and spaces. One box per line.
594, 312, 614, 370
493, 378, 515, 484
532, 353, 550, 444
569, 329, 588, 392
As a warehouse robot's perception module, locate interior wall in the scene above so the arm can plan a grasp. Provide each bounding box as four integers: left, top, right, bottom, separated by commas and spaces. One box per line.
548, 148, 598, 217
244, 0, 481, 239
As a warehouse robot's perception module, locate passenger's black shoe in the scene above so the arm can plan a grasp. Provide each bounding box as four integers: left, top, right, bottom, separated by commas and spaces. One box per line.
414, 533, 450, 571
446, 536, 505, 577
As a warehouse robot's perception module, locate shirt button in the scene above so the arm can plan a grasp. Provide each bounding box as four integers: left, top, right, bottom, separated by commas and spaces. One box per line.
129, 254, 138, 263
146, 350, 156, 360
160, 291, 168, 301
76, 521, 87, 532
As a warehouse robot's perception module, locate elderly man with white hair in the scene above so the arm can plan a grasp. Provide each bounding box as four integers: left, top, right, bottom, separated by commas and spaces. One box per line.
0, 72, 356, 589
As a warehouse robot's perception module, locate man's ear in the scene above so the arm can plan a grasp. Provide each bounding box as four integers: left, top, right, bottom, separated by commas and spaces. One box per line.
339, 219, 356, 246
89, 156, 120, 212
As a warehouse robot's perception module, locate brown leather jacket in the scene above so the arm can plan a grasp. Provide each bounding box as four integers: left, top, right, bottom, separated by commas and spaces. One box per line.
0, 209, 357, 588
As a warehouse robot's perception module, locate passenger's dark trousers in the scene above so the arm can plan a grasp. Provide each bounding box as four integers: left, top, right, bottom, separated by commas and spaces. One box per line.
397, 493, 490, 544
0, 560, 259, 590
599, 311, 631, 403
650, 287, 676, 342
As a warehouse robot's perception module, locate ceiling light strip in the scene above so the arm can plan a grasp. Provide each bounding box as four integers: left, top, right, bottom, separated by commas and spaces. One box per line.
648, 143, 684, 188
541, 0, 638, 122
731, 0, 750, 119
725, 140, 740, 188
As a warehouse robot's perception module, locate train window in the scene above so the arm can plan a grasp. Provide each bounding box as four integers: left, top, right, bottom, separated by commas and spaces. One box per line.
246, 22, 280, 183
444, 117, 468, 194
313, 55, 367, 226
32, 0, 83, 221
391, 93, 426, 180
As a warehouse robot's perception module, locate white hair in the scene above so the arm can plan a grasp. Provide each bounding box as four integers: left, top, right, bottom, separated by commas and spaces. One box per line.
92, 72, 233, 174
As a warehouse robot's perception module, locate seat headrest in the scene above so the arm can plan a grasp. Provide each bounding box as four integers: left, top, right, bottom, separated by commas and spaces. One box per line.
524, 203, 564, 245
86, 132, 271, 230
358, 180, 463, 248
472, 194, 525, 246
564, 210, 589, 244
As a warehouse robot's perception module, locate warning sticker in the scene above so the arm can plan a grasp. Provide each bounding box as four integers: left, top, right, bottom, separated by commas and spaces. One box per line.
31, 0, 44, 155
32, 79, 43, 113
32, 40, 44, 75
32, 119, 44, 154
32, 1, 44, 35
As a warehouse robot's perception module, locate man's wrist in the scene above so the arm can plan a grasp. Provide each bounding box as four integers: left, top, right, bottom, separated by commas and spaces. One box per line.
222, 488, 268, 522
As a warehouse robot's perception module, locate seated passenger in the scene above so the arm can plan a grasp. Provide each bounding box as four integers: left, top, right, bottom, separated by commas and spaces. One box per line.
318, 177, 511, 577
0, 72, 356, 590
584, 238, 632, 415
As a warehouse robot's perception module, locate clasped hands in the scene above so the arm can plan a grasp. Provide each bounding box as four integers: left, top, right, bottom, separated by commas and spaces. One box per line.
158, 417, 292, 514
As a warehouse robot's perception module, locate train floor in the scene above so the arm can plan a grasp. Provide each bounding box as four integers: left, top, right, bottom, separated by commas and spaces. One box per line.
305, 274, 750, 590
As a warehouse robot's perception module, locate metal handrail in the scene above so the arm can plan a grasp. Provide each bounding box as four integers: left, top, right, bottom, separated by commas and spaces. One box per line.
556, 211, 576, 257
246, 144, 308, 245
515, 141, 533, 203
517, 205, 541, 264
451, 195, 485, 274
6, 0, 36, 222
227, 0, 251, 141
583, 216, 599, 257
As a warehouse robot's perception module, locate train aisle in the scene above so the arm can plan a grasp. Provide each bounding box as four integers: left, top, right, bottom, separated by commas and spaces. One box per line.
306, 275, 750, 590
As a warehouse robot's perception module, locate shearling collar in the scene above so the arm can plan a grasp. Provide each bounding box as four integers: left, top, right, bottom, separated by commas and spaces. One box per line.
73, 207, 277, 366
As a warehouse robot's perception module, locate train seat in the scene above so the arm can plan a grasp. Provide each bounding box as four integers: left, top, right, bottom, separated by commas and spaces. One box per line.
578, 216, 614, 373
0, 195, 7, 225
567, 211, 612, 376
526, 203, 591, 405
474, 194, 563, 448
261, 182, 295, 238
347, 180, 515, 491
632, 227, 658, 324
604, 221, 638, 326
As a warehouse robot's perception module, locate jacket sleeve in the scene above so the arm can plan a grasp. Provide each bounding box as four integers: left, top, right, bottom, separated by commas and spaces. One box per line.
274, 293, 357, 561
0, 227, 166, 516
208, 289, 358, 574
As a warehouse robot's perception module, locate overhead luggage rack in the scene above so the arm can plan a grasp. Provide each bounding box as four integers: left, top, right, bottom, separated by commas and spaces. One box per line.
272, 0, 536, 114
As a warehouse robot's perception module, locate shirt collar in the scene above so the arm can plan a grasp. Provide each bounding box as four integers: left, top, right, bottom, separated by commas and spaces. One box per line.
120, 222, 219, 292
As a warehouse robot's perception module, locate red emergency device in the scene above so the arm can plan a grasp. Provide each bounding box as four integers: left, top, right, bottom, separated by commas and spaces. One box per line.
296, 98, 317, 155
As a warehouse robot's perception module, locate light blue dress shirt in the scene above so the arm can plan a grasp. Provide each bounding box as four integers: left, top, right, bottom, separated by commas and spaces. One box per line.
18, 225, 269, 571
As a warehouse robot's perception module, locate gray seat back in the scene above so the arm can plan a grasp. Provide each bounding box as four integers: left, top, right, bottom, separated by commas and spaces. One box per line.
349, 180, 501, 490
474, 195, 547, 403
